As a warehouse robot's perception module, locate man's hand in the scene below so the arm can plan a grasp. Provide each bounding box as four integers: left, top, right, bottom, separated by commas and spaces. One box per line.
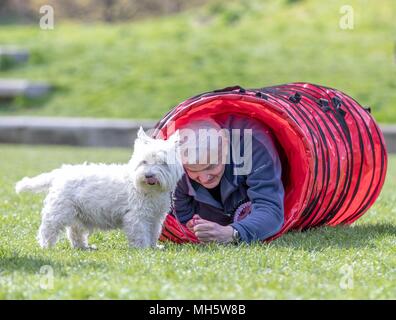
187, 215, 234, 243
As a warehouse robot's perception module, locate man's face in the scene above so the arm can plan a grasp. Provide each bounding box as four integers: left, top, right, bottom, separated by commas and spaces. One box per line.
184, 162, 226, 189
180, 125, 229, 189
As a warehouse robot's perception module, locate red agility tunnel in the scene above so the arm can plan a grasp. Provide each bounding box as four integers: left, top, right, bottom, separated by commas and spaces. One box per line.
153, 82, 388, 243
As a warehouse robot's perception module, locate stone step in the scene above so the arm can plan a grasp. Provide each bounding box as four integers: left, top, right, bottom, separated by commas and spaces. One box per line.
0, 79, 51, 98
0, 117, 156, 148
382, 124, 396, 155
0, 117, 395, 153
0, 47, 29, 64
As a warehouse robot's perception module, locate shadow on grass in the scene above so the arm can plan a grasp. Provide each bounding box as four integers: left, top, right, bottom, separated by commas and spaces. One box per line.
161, 223, 396, 253
0, 253, 106, 275
0, 254, 65, 274
272, 223, 396, 251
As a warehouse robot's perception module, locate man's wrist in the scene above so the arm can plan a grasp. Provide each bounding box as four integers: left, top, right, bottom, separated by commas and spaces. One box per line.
231, 226, 241, 243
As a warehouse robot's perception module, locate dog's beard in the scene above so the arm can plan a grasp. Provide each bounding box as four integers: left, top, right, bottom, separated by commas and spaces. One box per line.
132, 163, 181, 193
129, 130, 184, 194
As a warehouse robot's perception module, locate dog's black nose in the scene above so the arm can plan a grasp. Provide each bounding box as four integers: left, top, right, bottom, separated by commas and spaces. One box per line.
145, 173, 154, 179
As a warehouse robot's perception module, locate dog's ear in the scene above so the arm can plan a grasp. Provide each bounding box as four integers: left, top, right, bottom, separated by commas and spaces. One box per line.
134, 127, 149, 150
137, 126, 147, 140
167, 130, 181, 146
137, 126, 153, 145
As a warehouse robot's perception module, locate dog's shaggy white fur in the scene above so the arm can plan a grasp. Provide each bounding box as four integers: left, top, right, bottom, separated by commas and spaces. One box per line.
15, 128, 184, 249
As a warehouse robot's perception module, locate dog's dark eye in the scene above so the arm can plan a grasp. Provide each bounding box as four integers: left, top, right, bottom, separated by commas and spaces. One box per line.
141, 160, 147, 165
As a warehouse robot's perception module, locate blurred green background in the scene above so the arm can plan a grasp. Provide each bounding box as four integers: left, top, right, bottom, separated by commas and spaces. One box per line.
0, 0, 395, 121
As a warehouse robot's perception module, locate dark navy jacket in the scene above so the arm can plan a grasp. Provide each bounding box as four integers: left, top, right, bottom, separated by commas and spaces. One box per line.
173, 116, 285, 243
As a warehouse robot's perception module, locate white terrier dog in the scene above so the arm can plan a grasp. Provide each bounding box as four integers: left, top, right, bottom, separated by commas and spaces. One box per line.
15, 127, 184, 249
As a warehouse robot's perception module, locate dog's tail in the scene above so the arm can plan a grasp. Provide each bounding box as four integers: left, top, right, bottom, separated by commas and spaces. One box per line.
15, 171, 57, 194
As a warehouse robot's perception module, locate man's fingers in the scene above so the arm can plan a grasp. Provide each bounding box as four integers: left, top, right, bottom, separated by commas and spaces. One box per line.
194, 218, 212, 225
190, 217, 221, 243
193, 223, 213, 232
195, 231, 215, 242
186, 219, 194, 229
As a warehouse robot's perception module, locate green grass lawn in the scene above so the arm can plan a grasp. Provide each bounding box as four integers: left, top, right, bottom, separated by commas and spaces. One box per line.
0, 144, 395, 299
0, 0, 395, 122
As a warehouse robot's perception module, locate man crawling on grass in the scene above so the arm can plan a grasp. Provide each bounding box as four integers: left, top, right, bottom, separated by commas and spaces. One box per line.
172, 116, 285, 244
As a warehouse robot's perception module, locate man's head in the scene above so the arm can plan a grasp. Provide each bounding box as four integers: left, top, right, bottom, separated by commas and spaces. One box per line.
178, 119, 229, 189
